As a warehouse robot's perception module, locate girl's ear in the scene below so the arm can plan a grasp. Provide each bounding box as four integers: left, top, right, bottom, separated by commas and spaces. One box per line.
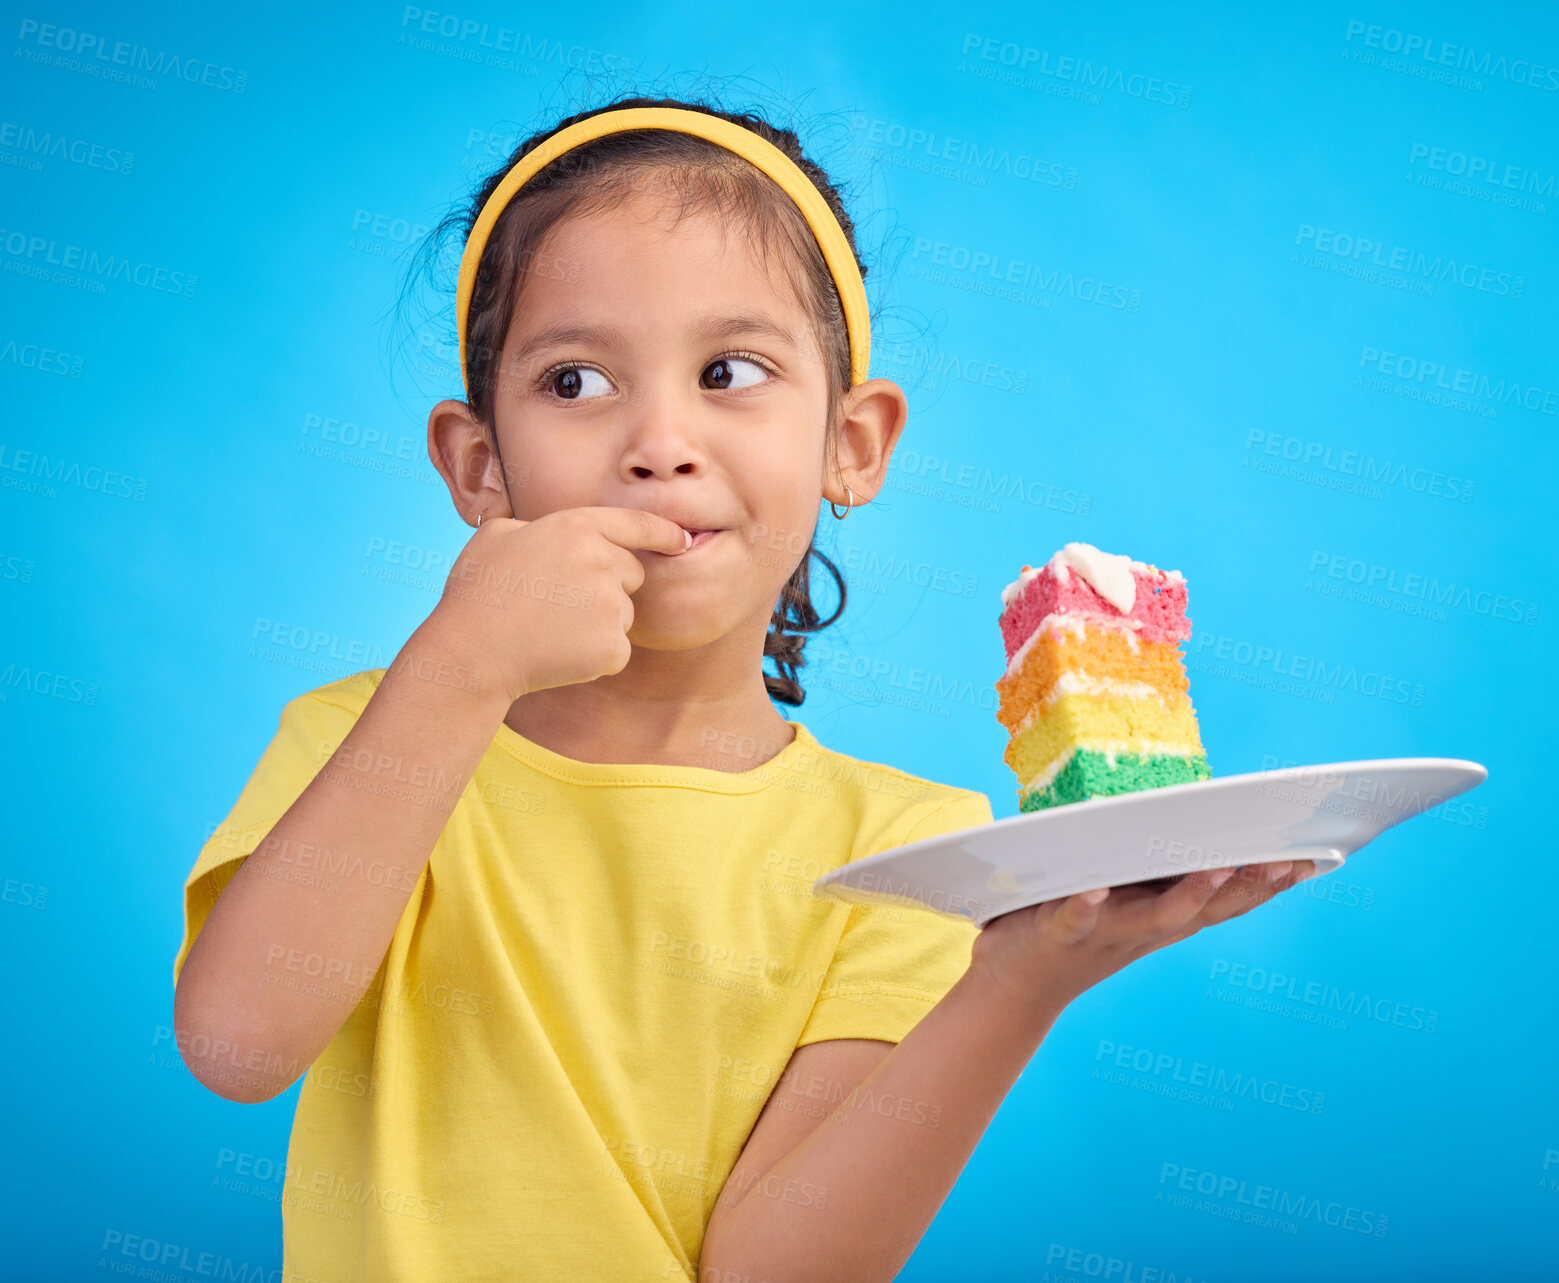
824, 378, 909, 510
427, 398, 514, 525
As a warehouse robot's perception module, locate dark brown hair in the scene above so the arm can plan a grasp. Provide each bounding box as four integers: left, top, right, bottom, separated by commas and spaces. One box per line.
409, 93, 868, 706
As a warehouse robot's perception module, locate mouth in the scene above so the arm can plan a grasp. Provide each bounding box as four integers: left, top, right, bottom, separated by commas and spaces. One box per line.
645, 526, 727, 558
682, 528, 722, 551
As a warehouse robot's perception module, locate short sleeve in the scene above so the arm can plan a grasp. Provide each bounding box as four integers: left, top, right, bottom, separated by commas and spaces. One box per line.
172, 679, 372, 990
795, 788, 994, 1047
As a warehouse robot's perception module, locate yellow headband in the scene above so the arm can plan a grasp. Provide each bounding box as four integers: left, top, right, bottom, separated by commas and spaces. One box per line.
454, 105, 871, 394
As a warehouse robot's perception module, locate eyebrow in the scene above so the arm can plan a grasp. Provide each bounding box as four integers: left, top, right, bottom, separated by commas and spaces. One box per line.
509, 312, 799, 367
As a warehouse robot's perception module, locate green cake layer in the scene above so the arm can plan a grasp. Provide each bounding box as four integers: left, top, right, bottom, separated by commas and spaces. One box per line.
1019, 749, 1212, 813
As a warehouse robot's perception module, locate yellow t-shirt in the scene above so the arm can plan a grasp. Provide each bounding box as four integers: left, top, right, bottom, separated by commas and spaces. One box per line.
173, 668, 992, 1282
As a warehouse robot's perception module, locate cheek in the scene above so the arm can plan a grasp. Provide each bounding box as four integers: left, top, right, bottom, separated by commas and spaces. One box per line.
729, 421, 824, 494
733, 463, 821, 547
496, 443, 590, 516
738, 525, 814, 581
749, 507, 823, 578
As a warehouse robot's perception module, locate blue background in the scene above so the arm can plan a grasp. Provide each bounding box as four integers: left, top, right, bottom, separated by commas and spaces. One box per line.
3, 0, 1553, 1278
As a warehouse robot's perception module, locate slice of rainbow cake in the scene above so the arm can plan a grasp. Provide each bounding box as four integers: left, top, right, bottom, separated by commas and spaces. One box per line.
996, 542, 1211, 812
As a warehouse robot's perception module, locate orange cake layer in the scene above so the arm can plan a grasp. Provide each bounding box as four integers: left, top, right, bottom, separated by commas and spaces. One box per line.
995, 624, 1189, 735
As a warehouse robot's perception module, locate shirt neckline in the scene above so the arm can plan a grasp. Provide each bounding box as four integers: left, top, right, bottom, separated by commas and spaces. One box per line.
489, 715, 819, 793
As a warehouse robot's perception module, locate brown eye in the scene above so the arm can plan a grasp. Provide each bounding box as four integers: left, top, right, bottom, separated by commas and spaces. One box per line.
545, 366, 612, 400
703, 356, 768, 391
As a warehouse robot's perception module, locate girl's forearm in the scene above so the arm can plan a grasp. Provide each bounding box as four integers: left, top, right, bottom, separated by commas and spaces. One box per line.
702, 963, 1071, 1282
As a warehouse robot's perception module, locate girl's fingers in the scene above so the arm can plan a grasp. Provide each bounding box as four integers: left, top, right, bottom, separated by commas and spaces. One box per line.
1196, 860, 1300, 924
1111, 865, 1240, 937
1027, 859, 1322, 959
1039, 857, 1319, 949
1046, 886, 1112, 944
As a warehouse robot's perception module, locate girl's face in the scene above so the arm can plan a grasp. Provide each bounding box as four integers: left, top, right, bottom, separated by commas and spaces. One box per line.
463, 182, 902, 654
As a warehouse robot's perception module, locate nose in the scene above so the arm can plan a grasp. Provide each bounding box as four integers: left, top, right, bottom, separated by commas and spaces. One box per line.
620, 381, 708, 480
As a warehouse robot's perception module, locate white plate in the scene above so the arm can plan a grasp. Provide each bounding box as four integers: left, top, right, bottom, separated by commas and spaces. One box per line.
813, 758, 1488, 928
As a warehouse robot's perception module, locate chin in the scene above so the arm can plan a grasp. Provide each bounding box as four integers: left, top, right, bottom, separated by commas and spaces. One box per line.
627, 624, 725, 651
624, 599, 719, 647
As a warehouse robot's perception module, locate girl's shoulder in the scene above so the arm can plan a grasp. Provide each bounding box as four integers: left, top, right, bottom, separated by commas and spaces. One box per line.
794, 723, 993, 834
301, 667, 387, 712
266, 668, 386, 729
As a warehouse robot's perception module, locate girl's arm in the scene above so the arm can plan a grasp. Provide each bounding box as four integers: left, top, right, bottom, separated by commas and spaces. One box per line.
174, 506, 688, 1104
699, 859, 1313, 1282
173, 620, 509, 1103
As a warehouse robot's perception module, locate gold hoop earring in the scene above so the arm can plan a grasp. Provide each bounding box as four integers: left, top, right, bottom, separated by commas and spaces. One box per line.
829, 484, 854, 520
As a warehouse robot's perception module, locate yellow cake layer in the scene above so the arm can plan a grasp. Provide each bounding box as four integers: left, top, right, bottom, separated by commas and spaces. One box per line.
1003, 690, 1206, 786
996, 625, 1189, 735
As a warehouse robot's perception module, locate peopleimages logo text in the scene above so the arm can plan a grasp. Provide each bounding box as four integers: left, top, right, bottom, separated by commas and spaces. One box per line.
1358, 348, 1558, 416
1344, 20, 1559, 91
960, 34, 1192, 106
1295, 226, 1523, 297
1307, 551, 1538, 624
0, 227, 198, 296
911, 237, 1141, 310
1408, 143, 1558, 198
1158, 1161, 1390, 1237
15, 19, 248, 92
848, 113, 1078, 189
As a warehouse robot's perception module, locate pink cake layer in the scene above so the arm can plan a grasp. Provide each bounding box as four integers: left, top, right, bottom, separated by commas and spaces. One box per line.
999, 563, 1191, 662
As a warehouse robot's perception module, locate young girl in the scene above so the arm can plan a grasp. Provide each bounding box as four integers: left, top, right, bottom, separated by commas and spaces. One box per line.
171, 94, 1317, 1282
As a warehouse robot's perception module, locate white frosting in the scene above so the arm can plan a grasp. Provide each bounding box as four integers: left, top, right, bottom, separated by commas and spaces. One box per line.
1009, 673, 1168, 737
1048, 670, 1163, 704
1017, 746, 1077, 795
999, 542, 1185, 610
1003, 611, 1141, 678
1051, 542, 1137, 613
999, 565, 1044, 608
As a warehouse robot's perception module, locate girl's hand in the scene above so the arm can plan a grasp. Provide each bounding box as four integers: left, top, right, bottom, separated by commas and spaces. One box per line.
426, 507, 692, 704
968, 860, 1318, 1017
